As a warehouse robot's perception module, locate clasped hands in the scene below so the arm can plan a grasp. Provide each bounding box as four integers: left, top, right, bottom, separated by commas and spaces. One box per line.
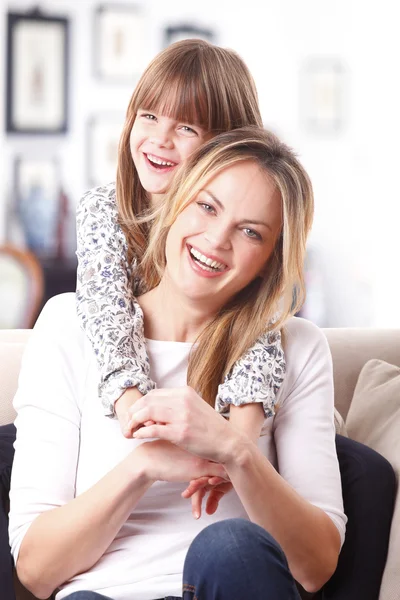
115, 386, 235, 518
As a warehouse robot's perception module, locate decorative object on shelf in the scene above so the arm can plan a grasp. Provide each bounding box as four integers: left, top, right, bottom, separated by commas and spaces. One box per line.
87, 114, 124, 187
300, 57, 346, 134
164, 24, 215, 47
94, 4, 147, 81
0, 245, 44, 329
6, 7, 69, 134
15, 157, 61, 257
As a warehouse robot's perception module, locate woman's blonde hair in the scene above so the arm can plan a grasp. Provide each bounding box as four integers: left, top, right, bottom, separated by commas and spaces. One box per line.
116, 39, 262, 263
140, 126, 314, 407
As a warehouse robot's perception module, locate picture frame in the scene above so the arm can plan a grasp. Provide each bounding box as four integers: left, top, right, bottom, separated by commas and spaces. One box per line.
6, 9, 69, 134
87, 114, 125, 187
14, 157, 61, 257
300, 58, 346, 134
164, 24, 215, 47
94, 4, 147, 81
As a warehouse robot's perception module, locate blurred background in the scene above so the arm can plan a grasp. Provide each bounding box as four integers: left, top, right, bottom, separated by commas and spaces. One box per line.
1, 0, 399, 329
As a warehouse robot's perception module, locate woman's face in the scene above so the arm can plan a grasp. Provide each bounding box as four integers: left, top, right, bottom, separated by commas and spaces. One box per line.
130, 109, 211, 199
164, 160, 283, 309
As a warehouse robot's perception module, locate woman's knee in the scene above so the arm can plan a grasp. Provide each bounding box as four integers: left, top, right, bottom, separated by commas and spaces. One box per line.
186, 518, 287, 569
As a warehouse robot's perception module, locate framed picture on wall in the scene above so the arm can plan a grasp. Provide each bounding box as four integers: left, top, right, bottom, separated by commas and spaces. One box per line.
164, 24, 215, 47
94, 4, 147, 81
6, 9, 69, 134
14, 157, 61, 256
87, 114, 125, 187
300, 58, 346, 134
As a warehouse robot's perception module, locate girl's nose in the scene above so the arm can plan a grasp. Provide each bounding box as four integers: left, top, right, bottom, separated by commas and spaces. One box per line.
149, 125, 174, 149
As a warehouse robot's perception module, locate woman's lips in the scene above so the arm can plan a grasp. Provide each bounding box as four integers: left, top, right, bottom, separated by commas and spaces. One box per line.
186, 245, 229, 279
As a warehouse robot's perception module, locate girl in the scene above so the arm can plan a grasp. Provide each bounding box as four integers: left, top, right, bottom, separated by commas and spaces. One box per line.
76, 39, 285, 446
10, 127, 346, 600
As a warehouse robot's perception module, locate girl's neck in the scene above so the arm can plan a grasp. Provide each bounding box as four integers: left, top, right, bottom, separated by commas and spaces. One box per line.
137, 278, 216, 343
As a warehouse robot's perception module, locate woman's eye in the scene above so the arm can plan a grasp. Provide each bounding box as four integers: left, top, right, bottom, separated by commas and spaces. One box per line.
243, 228, 261, 241
198, 202, 215, 214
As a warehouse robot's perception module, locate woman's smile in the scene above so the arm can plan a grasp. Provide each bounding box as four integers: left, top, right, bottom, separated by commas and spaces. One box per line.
187, 244, 229, 278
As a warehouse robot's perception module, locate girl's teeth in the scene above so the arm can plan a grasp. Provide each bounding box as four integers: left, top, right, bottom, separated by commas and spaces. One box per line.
147, 154, 175, 167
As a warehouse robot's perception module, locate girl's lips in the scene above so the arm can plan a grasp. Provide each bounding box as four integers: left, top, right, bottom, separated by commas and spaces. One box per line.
186, 245, 229, 279
143, 153, 177, 174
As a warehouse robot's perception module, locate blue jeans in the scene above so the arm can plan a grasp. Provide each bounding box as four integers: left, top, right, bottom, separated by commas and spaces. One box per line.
63, 518, 301, 600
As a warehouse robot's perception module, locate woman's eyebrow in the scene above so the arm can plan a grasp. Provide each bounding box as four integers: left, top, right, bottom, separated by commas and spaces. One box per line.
202, 189, 273, 232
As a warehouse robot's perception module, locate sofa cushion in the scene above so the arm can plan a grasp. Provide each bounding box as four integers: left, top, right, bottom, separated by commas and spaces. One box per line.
346, 359, 400, 600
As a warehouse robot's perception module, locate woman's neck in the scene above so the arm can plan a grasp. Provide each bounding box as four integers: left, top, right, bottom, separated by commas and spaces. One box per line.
137, 278, 216, 343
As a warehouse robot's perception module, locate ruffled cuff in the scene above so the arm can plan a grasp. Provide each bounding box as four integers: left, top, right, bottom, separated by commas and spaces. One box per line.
215, 329, 286, 419
99, 371, 156, 417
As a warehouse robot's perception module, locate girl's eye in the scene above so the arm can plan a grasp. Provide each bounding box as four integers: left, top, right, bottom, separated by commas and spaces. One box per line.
141, 113, 157, 121
243, 228, 262, 241
197, 202, 216, 214
181, 125, 198, 135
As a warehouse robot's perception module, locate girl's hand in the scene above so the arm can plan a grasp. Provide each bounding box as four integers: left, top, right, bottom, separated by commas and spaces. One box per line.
129, 387, 242, 464
182, 476, 233, 518
115, 387, 144, 438
136, 440, 228, 484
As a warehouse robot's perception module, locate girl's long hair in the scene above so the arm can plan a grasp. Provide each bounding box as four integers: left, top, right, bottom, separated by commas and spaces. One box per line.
140, 127, 314, 407
116, 39, 263, 263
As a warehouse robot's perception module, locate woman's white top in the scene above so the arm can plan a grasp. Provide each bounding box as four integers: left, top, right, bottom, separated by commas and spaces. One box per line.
9, 293, 346, 600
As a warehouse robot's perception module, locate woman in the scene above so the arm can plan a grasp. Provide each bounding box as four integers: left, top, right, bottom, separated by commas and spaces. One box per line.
5, 127, 371, 600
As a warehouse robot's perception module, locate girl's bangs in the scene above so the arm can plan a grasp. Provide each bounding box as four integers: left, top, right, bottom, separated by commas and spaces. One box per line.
137, 72, 212, 131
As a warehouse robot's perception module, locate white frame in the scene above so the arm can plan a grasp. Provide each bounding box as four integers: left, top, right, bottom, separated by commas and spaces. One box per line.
94, 4, 147, 81
87, 115, 125, 187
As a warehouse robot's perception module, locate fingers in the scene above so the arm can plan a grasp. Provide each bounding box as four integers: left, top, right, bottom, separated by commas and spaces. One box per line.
132, 423, 172, 440
207, 476, 228, 486
205, 488, 226, 515
191, 489, 205, 520
182, 477, 209, 498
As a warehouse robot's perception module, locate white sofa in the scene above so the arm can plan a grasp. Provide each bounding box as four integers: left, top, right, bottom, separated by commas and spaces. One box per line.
0, 327, 399, 600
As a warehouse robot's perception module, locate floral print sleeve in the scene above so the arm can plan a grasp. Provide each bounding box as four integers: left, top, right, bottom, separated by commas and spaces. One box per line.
75, 183, 155, 416
216, 328, 286, 419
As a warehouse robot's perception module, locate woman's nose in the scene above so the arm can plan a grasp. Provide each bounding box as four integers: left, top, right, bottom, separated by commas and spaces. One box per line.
204, 225, 232, 250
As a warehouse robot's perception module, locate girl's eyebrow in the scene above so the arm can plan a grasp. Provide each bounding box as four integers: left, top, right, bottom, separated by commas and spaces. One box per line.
201, 189, 273, 232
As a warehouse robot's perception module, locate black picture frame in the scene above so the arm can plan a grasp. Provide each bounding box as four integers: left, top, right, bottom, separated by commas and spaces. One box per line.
6, 8, 69, 134
94, 4, 147, 82
164, 24, 215, 47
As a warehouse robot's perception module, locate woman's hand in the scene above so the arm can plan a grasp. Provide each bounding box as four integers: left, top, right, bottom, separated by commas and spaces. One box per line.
136, 439, 228, 484
128, 386, 241, 464
182, 476, 233, 519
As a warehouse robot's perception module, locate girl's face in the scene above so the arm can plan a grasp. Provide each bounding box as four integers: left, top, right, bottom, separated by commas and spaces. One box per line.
130, 109, 211, 199
164, 160, 283, 310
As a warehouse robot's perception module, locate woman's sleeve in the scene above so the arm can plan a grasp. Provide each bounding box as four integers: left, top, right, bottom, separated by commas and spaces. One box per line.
273, 320, 347, 546
9, 295, 84, 562
215, 328, 285, 418
75, 184, 155, 416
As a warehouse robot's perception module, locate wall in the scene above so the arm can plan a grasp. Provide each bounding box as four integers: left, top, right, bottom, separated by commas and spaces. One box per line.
1, 0, 399, 326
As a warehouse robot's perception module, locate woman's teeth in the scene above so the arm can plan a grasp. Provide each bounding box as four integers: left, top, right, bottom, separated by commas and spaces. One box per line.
190, 247, 226, 272
147, 154, 176, 167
